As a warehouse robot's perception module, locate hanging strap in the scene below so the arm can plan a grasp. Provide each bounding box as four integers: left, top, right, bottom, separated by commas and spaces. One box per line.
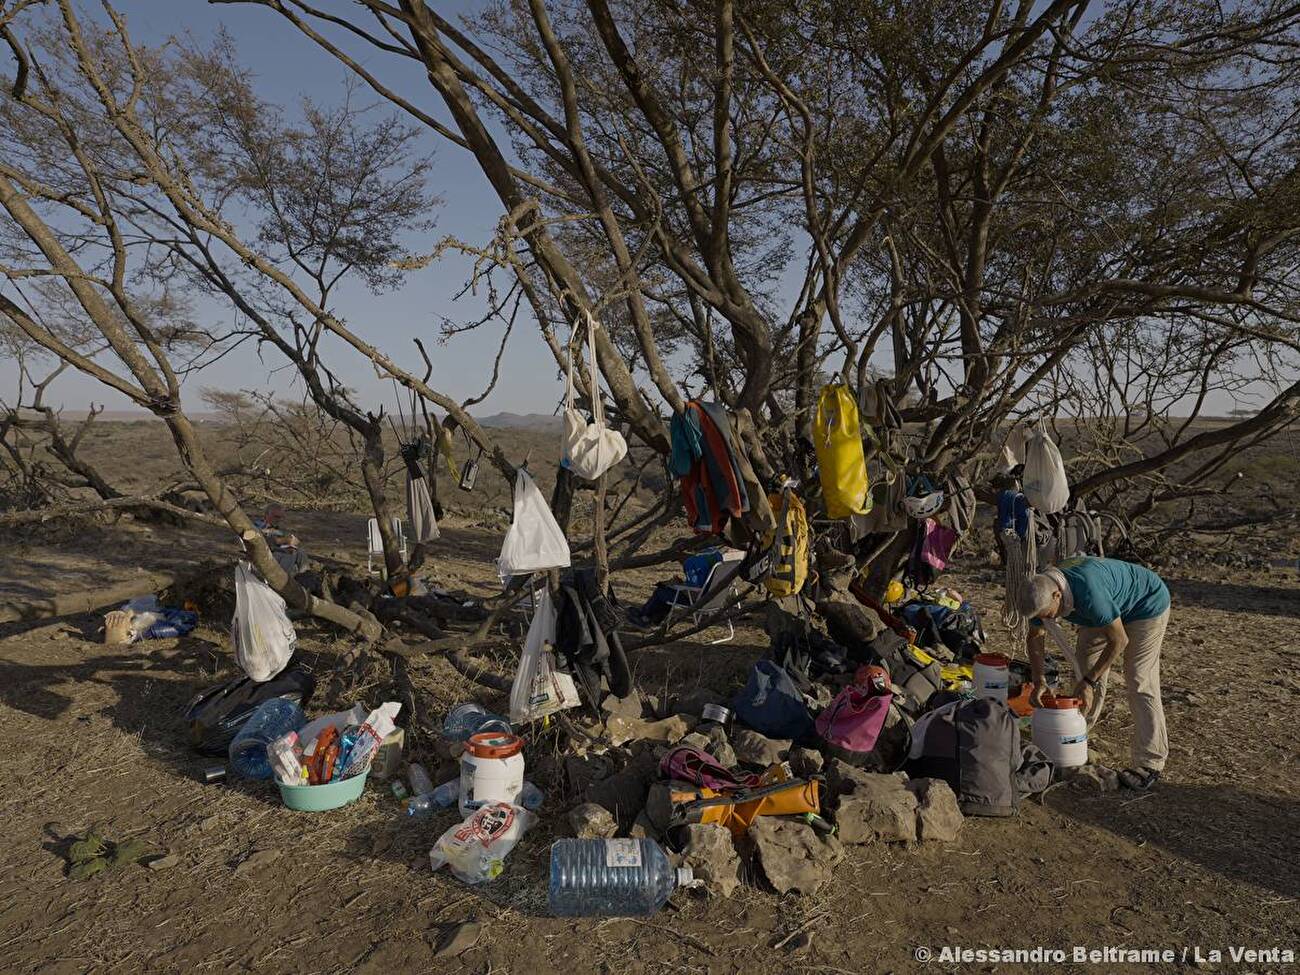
566, 309, 606, 427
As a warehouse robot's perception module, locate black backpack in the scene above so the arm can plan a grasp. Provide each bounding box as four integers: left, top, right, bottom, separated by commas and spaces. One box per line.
865, 630, 943, 715
183, 659, 316, 756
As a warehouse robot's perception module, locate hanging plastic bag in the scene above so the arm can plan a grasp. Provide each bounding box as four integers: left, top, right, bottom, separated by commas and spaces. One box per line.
406, 471, 439, 543
561, 311, 627, 481
498, 469, 571, 577
231, 561, 296, 682
813, 382, 870, 519
508, 589, 579, 723
1022, 419, 1070, 514
428, 801, 536, 884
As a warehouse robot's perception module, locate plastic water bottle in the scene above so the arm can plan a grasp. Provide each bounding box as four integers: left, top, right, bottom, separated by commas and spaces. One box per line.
229, 698, 305, 779
548, 838, 693, 916
442, 703, 511, 745
402, 780, 458, 819
408, 763, 436, 797
519, 780, 544, 811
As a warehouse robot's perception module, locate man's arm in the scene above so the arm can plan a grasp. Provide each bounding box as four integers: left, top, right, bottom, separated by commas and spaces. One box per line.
1027, 624, 1049, 704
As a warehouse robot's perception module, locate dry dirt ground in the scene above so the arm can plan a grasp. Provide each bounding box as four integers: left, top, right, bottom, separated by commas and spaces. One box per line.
1, 504, 1298, 974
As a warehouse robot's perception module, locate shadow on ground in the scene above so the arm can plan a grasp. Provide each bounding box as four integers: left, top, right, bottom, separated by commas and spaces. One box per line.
1166, 578, 1300, 619
1054, 783, 1300, 899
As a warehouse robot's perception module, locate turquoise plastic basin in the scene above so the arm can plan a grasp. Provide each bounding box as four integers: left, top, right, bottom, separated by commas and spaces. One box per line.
278, 770, 368, 811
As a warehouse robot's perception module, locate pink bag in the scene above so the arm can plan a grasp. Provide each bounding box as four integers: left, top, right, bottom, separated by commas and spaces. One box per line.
660, 746, 762, 792
816, 686, 892, 766
919, 518, 959, 571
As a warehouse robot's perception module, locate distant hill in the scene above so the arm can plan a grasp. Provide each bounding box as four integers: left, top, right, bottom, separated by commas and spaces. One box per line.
478, 411, 562, 431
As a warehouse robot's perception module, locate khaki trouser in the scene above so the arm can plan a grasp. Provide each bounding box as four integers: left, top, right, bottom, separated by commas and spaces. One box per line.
1072, 608, 1170, 771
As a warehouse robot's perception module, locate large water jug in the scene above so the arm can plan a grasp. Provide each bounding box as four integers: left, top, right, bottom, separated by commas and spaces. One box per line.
548, 838, 693, 916
1031, 696, 1088, 768
229, 697, 305, 779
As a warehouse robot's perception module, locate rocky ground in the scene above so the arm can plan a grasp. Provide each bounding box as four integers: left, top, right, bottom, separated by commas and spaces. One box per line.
0, 507, 1297, 974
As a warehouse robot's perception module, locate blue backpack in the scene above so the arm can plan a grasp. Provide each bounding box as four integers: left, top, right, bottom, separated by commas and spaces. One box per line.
732, 660, 814, 740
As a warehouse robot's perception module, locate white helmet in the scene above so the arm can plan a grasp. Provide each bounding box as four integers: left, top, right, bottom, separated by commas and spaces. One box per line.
903, 490, 945, 519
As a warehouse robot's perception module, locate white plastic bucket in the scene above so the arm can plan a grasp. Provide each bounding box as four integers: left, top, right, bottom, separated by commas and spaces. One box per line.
1031, 698, 1088, 768
458, 731, 526, 817
972, 653, 1010, 702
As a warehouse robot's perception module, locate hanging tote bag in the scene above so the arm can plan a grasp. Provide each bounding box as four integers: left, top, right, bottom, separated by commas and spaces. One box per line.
561, 311, 627, 481
231, 561, 297, 682
813, 383, 870, 519
498, 469, 571, 578
508, 588, 580, 724
1022, 419, 1070, 514
406, 471, 439, 543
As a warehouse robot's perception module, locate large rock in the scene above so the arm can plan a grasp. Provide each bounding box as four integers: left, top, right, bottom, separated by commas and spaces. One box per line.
601, 690, 647, 720
681, 824, 741, 898
787, 746, 824, 778
679, 732, 712, 753
605, 714, 694, 747
906, 778, 964, 843
827, 761, 917, 844
748, 819, 843, 895
585, 749, 659, 829
568, 802, 618, 839
703, 725, 737, 769
732, 728, 790, 768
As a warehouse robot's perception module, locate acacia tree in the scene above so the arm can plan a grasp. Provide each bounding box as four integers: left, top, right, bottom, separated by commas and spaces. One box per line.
215, 0, 1300, 571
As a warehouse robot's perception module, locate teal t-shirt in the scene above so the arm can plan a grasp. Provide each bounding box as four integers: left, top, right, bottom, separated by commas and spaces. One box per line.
1056, 556, 1169, 628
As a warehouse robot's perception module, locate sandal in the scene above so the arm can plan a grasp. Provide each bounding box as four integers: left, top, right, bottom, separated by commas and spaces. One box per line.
1118, 767, 1161, 791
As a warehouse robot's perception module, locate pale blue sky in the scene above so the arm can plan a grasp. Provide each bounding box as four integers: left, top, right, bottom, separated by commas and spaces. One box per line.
43, 0, 562, 416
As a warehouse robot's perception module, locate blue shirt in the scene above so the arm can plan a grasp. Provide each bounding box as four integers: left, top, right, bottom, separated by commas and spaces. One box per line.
1054, 556, 1169, 628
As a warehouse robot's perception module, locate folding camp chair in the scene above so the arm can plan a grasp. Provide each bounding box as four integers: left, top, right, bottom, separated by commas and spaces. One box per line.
367, 517, 407, 575
663, 548, 745, 644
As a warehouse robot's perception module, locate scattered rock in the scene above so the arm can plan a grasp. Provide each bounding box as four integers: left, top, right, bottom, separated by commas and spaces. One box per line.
234, 848, 283, 877
605, 714, 693, 747
601, 690, 646, 720
907, 778, 964, 842
748, 818, 843, 895
787, 746, 824, 778
732, 728, 790, 768
681, 824, 741, 897
679, 732, 712, 753
434, 920, 482, 959
565, 753, 613, 796
703, 725, 736, 768
145, 853, 180, 871
568, 802, 618, 839
827, 761, 916, 844
1071, 763, 1120, 793
109, 838, 152, 867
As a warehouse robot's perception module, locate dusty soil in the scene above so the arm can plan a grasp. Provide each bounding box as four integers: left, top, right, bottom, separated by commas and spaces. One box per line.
1, 495, 1297, 975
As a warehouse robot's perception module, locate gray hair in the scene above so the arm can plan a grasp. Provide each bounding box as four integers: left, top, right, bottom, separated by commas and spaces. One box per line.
1017, 574, 1060, 618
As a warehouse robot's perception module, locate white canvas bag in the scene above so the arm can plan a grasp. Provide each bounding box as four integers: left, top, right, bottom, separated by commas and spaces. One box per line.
561, 311, 627, 481
1022, 419, 1070, 514
508, 588, 580, 723
231, 561, 297, 681
498, 469, 571, 577
406, 471, 439, 543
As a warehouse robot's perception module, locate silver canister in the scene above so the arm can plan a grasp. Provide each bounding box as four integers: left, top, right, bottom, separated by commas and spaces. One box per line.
700, 703, 733, 732
201, 765, 227, 784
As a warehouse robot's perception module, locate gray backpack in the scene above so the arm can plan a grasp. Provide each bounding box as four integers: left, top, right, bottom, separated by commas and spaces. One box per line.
905, 696, 1021, 817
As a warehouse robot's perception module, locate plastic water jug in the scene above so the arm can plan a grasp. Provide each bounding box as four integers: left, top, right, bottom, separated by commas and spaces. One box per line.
459, 731, 526, 817
229, 698, 305, 779
972, 653, 1010, 702
548, 838, 693, 916
1031, 696, 1088, 768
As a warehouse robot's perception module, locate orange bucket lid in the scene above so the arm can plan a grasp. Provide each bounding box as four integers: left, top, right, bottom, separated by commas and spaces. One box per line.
465, 731, 524, 759
974, 653, 1009, 667
1041, 696, 1082, 710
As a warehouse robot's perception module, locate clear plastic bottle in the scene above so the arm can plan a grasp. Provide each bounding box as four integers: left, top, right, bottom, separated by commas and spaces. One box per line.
548, 838, 693, 917
408, 762, 435, 797
519, 780, 544, 811
229, 698, 305, 779
402, 779, 458, 819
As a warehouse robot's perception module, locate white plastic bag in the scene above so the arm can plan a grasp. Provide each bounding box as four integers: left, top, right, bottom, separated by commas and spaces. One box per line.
428, 802, 536, 884
406, 471, 439, 543
508, 588, 580, 724
231, 561, 297, 682
498, 469, 570, 577
1022, 419, 1070, 514
560, 311, 627, 481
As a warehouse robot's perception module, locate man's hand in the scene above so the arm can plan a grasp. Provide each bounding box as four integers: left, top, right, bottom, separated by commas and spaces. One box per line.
1030, 681, 1050, 707
1071, 679, 1095, 712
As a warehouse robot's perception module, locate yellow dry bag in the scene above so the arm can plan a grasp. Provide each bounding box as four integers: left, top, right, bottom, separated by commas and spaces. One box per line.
814, 383, 870, 518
